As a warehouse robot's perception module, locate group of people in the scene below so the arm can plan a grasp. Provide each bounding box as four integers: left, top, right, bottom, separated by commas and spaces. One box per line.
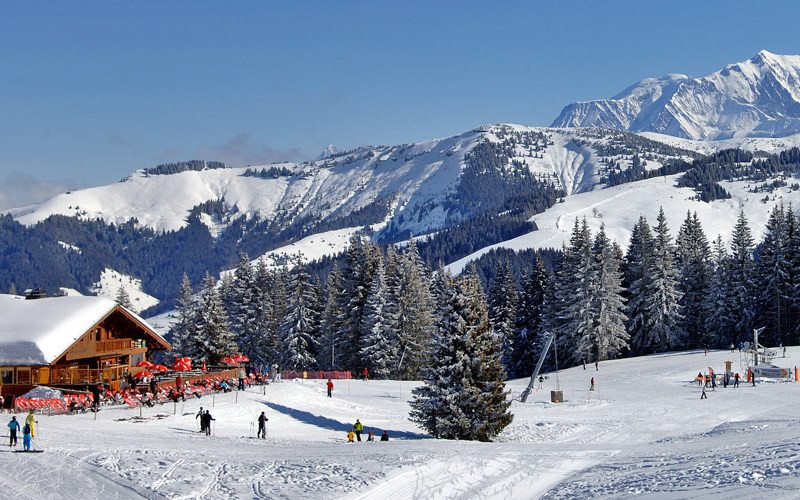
195, 406, 216, 435
347, 419, 389, 443
7, 410, 37, 451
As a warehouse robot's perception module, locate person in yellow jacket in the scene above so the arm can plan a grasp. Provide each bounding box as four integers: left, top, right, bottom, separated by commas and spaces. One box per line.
25, 410, 37, 437
347, 429, 355, 443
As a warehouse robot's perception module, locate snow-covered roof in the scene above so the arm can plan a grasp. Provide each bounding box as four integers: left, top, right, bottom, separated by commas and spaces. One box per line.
0, 294, 165, 366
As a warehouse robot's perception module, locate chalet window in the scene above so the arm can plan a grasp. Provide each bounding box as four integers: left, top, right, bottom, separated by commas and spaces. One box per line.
0, 369, 13, 384
16, 369, 30, 384
95, 328, 101, 342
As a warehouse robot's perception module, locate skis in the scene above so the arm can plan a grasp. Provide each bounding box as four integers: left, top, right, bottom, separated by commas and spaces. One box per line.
15, 450, 44, 453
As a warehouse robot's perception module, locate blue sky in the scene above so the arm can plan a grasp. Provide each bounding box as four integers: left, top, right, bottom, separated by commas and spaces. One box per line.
1, 1, 799, 209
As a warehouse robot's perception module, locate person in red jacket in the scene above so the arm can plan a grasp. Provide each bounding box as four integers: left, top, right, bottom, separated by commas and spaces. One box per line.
326, 378, 334, 397
362, 367, 369, 381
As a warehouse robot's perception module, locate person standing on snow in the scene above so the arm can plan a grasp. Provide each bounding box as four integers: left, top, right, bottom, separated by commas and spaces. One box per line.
701, 384, 708, 399
22, 422, 32, 451
196, 406, 205, 432
238, 368, 247, 391
202, 410, 215, 436
380, 430, 389, 441
353, 419, 364, 442
8, 416, 20, 446
362, 367, 369, 381
25, 410, 37, 437
257, 411, 268, 439
734, 373, 740, 387
326, 379, 334, 397
538, 376, 544, 389
590, 378, 595, 391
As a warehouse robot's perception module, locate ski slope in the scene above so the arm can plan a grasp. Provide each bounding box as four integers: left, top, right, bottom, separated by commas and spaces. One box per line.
2, 348, 800, 499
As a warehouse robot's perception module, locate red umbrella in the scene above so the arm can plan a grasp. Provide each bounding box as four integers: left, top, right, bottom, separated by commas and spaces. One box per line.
152, 364, 169, 373
172, 360, 192, 371
136, 360, 154, 368
232, 354, 249, 363
221, 357, 239, 365
133, 370, 153, 379
176, 357, 192, 363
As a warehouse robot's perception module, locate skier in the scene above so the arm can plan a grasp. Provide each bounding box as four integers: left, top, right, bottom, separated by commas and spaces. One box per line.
538, 376, 544, 389
196, 406, 205, 432
8, 416, 20, 446
734, 373, 740, 387
367, 431, 374, 442
22, 422, 32, 451
347, 429, 355, 443
273, 364, 281, 383
590, 378, 595, 391
238, 368, 247, 391
362, 367, 369, 381
257, 411, 268, 439
25, 410, 37, 437
701, 384, 707, 399
697, 372, 704, 386
380, 430, 389, 441
353, 419, 363, 442
202, 410, 214, 436
595, 360, 599, 371
326, 378, 334, 398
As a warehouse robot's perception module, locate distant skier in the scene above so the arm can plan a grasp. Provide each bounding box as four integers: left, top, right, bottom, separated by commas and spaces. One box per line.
353, 419, 363, 442
367, 431, 374, 442
22, 422, 32, 451
202, 410, 215, 436
380, 430, 389, 441
538, 376, 544, 389
8, 416, 20, 446
327, 378, 334, 397
257, 412, 268, 439
238, 368, 247, 391
25, 410, 37, 437
362, 367, 369, 381
590, 378, 595, 391
701, 385, 707, 399
697, 372, 704, 386
595, 361, 599, 371
734, 373, 740, 387
196, 406, 205, 432
347, 429, 355, 443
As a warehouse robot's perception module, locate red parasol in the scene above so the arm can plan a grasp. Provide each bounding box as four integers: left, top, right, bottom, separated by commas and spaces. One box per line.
152, 364, 169, 373
172, 360, 192, 371
221, 357, 239, 365
135, 360, 154, 368
232, 354, 250, 363
133, 370, 153, 379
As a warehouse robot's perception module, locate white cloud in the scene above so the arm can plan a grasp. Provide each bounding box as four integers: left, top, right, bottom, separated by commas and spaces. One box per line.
0, 172, 77, 211
194, 133, 306, 167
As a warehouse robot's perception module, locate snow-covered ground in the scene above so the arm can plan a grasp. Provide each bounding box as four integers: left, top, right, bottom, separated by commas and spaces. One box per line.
3, 348, 800, 499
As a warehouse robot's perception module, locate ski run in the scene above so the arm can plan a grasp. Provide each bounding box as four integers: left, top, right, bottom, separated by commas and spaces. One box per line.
2, 346, 800, 499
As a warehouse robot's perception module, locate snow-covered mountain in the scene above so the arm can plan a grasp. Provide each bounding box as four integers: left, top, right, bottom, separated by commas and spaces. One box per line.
552, 50, 800, 141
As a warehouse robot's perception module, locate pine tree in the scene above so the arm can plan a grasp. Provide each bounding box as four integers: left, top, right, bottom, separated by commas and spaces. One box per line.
676, 211, 712, 348
188, 272, 236, 364
755, 204, 790, 345
115, 286, 132, 310
488, 259, 518, 374
319, 264, 344, 370
360, 265, 400, 379
625, 215, 654, 354
728, 209, 757, 343
583, 225, 629, 361
396, 239, 435, 379
409, 266, 513, 441
168, 273, 196, 357
512, 254, 549, 377
279, 256, 319, 370
241, 257, 275, 366
704, 236, 735, 346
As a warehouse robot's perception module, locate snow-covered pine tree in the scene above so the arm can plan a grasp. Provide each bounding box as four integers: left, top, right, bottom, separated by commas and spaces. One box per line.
115, 286, 132, 310
360, 264, 400, 379
728, 209, 757, 343
624, 215, 654, 354
227, 252, 254, 347
755, 204, 791, 345
676, 211, 712, 348
279, 256, 319, 370
512, 254, 549, 377
637, 208, 685, 353
704, 235, 735, 347
334, 237, 375, 370
409, 266, 513, 441
241, 257, 274, 366
318, 264, 343, 370
188, 272, 236, 364
396, 239, 435, 379
552, 218, 594, 366
488, 259, 518, 374
784, 205, 800, 344
582, 225, 629, 361
168, 273, 196, 357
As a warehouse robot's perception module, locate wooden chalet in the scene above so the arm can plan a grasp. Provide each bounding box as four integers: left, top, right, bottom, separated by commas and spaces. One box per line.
0, 292, 171, 404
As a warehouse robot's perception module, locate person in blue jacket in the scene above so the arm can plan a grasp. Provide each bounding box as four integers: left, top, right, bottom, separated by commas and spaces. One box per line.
8, 416, 20, 446
22, 422, 32, 451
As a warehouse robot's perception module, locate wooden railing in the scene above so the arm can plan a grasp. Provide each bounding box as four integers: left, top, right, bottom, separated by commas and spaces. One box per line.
48, 365, 127, 386
96, 339, 134, 353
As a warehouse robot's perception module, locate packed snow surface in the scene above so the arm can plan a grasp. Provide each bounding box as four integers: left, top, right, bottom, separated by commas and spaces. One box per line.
3, 348, 800, 498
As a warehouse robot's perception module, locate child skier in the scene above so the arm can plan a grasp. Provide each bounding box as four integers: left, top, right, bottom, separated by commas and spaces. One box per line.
7, 416, 20, 446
